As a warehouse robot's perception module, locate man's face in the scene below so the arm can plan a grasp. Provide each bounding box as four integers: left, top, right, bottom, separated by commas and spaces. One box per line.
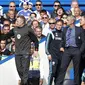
71, 1, 79, 8
9, 2, 16, 11
35, 2, 42, 11
3, 26, 10, 34
56, 21, 63, 30
42, 15, 49, 24
80, 17, 85, 26
28, 4, 33, 10
57, 8, 64, 16
74, 8, 80, 17
3, 21, 10, 25
0, 40, 6, 50
35, 28, 42, 38
62, 14, 68, 24
67, 17, 74, 26
8, 10, 15, 19
23, 4, 28, 10
15, 17, 24, 27
49, 19, 56, 30
54, 2, 60, 10
32, 21, 39, 30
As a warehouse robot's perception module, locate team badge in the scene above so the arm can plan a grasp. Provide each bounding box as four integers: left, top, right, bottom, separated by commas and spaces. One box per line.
78, 36, 80, 39
17, 34, 21, 39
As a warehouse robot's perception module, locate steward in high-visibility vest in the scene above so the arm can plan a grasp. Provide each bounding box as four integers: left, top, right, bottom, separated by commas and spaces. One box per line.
28, 45, 44, 85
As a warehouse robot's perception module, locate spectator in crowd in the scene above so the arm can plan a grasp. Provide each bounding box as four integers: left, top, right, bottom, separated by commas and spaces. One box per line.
66, 0, 79, 15
55, 7, 65, 21
0, 5, 3, 16
6, 36, 15, 54
51, 0, 61, 18
6, 9, 16, 29
56, 15, 85, 85
35, 26, 49, 85
45, 19, 63, 85
26, 12, 37, 25
18, 0, 32, 21
0, 15, 5, 25
4, 1, 17, 18
41, 14, 49, 36
42, 18, 56, 37
1, 19, 11, 34
61, 13, 68, 29
39, 9, 47, 22
28, 2, 33, 12
0, 39, 11, 60
0, 5, 5, 29
74, 7, 81, 27
4, 15, 39, 85
34, 0, 50, 20
2, 25, 10, 34
1, 24, 12, 44
35, 26, 46, 42
3, 19, 11, 26
31, 19, 41, 31
28, 43, 44, 85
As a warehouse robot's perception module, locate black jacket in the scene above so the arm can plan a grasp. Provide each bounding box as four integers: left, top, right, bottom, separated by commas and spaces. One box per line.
60, 26, 85, 53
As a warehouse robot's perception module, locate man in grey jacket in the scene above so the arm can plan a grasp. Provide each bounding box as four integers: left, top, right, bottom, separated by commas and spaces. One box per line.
4, 15, 39, 85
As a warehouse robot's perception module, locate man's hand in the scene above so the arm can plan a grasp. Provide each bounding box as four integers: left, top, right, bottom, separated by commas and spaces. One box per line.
60, 47, 64, 52
39, 79, 43, 85
33, 51, 38, 57
48, 55, 52, 60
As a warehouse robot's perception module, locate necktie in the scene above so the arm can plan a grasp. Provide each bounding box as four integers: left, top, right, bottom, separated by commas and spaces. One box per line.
66, 28, 72, 47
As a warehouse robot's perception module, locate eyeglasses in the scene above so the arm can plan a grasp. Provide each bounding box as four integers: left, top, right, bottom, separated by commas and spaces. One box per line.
9, 6, 15, 7
35, 4, 41, 6
49, 22, 55, 24
54, 5, 60, 7
42, 17, 48, 19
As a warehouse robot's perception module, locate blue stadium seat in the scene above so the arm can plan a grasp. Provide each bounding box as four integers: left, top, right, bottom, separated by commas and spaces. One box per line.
0, 0, 85, 14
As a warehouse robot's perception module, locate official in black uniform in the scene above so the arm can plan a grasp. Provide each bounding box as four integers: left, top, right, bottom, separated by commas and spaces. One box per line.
45, 19, 63, 85
4, 15, 39, 85
56, 15, 85, 85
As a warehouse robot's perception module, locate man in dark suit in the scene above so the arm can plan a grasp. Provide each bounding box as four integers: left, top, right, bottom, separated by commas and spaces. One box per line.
56, 15, 85, 85
80, 16, 85, 84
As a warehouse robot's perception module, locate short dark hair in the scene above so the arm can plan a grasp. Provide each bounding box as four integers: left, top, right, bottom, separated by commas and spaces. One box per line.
30, 12, 37, 17
54, 0, 61, 5
4, 19, 10, 24
16, 15, 26, 24
40, 9, 47, 14
56, 19, 63, 24
3, 24, 10, 28
36, 0, 42, 4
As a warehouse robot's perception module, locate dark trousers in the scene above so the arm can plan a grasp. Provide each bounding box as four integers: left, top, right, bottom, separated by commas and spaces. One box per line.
15, 55, 30, 85
56, 47, 81, 85
48, 52, 62, 85
48, 59, 61, 85
28, 77, 40, 85
79, 56, 85, 84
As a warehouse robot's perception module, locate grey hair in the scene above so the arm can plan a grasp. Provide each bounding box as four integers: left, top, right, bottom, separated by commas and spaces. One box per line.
67, 15, 75, 21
